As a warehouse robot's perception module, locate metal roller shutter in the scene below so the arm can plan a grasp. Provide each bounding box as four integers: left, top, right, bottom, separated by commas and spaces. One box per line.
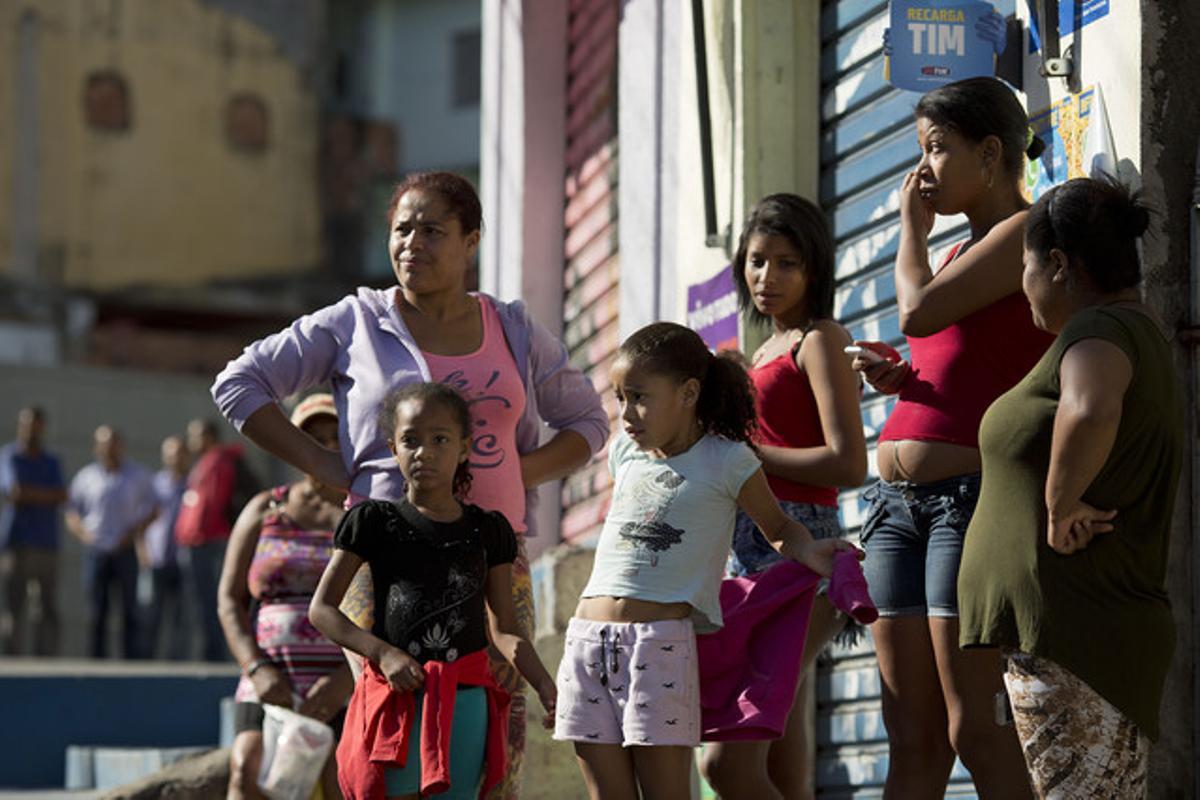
561, 0, 621, 544
817, 1, 973, 796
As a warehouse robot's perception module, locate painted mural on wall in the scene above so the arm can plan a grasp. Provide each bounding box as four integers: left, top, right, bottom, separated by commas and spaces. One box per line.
1024, 84, 1116, 201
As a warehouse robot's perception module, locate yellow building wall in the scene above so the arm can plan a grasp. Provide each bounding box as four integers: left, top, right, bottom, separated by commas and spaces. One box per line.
668, 0, 822, 354
0, 0, 320, 290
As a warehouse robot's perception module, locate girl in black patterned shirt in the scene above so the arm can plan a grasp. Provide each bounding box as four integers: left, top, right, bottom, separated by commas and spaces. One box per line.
310, 383, 556, 799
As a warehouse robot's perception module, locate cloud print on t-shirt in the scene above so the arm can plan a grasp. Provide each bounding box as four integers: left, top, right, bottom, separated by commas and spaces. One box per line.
616, 468, 686, 563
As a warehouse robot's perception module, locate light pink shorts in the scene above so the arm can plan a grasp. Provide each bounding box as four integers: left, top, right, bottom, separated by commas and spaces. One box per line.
553, 617, 700, 747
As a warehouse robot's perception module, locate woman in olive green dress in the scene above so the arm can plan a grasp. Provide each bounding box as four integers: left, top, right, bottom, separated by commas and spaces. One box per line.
957, 176, 1183, 798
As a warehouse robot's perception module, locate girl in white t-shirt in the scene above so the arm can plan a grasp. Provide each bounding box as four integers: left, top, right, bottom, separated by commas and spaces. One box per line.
554, 322, 855, 799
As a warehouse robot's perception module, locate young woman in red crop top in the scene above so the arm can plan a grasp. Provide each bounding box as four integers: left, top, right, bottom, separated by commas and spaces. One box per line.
849, 78, 1052, 799
700, 194, 867, 800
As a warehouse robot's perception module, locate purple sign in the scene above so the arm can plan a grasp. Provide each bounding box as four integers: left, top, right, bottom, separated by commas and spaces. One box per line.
687, 265, 739, 352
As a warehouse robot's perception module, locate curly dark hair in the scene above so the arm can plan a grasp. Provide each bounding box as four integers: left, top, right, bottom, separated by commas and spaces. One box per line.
378, 382, 474, 499
617, 322, 757, 446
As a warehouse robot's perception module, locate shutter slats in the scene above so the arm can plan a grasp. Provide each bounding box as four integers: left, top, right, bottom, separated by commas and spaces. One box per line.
819, 2, 977, 796
562, 0, 620, 545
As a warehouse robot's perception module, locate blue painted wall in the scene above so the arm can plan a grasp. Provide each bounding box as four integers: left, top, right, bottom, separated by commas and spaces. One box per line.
0, 668, 238, 789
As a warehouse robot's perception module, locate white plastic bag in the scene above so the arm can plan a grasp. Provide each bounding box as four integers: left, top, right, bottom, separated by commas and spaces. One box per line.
257, 704, 334, 800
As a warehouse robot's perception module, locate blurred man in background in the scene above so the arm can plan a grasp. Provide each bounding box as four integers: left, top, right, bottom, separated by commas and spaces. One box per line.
0, 407, 67, 656
66, 426, 156, 660
140, 434, 191, 660
175, 419, 257, 661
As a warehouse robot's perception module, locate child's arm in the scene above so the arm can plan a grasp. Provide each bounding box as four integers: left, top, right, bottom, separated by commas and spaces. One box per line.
485, 563, 556, 728
737, 468, 857, 577
309, 550, 426, 692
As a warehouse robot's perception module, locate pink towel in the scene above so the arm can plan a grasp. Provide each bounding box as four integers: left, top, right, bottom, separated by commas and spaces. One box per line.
697, 553, 876, 741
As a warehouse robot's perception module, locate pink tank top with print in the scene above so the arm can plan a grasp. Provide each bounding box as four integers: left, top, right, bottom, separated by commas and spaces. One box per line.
423, 297, 529, 531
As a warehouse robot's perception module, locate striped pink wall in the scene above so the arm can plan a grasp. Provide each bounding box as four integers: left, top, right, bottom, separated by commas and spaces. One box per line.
560, 0, 619, 544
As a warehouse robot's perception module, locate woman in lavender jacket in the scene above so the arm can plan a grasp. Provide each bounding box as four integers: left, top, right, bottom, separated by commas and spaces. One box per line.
211, 172, 608, 797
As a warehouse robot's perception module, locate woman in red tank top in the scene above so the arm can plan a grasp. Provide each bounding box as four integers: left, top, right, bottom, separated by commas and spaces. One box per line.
700, 194, 867, 799
850, 78, 1052, 798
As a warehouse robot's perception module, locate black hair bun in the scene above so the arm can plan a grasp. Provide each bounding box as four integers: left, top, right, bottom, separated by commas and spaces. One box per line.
1122, 204, 1151, 238
1025, 135, 1046, 160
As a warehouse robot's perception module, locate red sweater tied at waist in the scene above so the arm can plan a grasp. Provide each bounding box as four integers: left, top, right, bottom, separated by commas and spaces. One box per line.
336, 648, 510, 799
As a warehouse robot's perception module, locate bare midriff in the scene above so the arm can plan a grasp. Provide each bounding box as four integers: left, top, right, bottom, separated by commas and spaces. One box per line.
575, 596, 692, 624
876, 439, 981, 484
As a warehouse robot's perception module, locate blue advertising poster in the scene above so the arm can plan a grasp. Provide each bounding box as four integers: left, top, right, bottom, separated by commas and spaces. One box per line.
888, 1, 1004, 92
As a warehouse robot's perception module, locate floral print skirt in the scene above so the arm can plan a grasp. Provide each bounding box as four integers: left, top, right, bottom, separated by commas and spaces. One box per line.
1003, 652, 1149, 799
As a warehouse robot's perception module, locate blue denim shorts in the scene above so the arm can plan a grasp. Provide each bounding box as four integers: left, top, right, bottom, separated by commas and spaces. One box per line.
729, 500, 844, 577
859, 473, 981, 618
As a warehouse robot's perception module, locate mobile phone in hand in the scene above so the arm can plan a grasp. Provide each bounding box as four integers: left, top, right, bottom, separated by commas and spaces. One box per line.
844, 345, 885, 364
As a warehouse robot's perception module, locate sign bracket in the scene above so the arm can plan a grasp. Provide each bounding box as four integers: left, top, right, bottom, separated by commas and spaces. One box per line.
1033, 0, 1074, 78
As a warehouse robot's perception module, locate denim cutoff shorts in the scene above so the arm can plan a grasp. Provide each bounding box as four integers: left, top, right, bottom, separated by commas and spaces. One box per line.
859, 473, 981, 617
729, 500, 844, 577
